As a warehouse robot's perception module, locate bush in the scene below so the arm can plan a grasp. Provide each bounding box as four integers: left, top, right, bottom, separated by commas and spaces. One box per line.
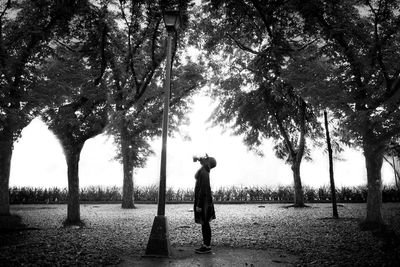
8, 184, 400, 204
304, 186, 317, 202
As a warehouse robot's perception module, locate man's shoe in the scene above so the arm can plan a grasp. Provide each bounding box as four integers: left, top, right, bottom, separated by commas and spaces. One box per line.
194, 245, 211, 254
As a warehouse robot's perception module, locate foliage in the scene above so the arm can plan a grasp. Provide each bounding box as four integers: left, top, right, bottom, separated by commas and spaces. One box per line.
107, 60, 205, 168
39, 2, 110, 146
281, 47, 345, 157
196, 1, 323, 162
0, 0, 85, 141
105, 0, 201, 164
8, 184, 400, 204
294, 0, 400, 147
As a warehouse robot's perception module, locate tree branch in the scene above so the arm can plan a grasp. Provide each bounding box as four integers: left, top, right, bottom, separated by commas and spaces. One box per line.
295, 101, 307, 165
373, 73, 400, 113
119, 0, 140, 90
377, 119, 400, 143
12, 1, 80, 93
367, 0, 390, 89
0, 0, 11, 20
136, 18, 162, 101
226, 33, 260, 55
247, 0, 273, 38
314, 12, 365, 89
273, 110, 296, 160
54, 39, 78, 53
94, 6, 108, 87
383, 155, 400, 190
0, 1, 11, 80
109, 55, 125, 110
118, 0, 131, 28
295, 38, 318, 51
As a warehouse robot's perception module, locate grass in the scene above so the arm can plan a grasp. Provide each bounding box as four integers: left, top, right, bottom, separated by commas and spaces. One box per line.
0, 203, 399, 266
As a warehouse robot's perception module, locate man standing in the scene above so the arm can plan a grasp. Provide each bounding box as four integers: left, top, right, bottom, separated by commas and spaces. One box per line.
193, 155, 217, 254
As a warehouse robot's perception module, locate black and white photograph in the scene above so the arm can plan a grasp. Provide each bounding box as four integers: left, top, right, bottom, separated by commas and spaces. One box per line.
0, 0, 400, 266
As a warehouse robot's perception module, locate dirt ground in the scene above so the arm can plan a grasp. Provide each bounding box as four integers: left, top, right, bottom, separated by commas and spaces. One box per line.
0, 203, 399, 266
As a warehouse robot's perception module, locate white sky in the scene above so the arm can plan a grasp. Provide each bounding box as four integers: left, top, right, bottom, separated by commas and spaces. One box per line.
9, 93, 395, 190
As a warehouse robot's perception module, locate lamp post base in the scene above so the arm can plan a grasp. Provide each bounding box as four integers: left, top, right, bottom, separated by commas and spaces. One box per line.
144, 215, 171, 257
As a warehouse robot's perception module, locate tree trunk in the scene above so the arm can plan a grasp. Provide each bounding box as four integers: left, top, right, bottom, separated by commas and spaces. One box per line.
273, 110, 305, 207
324, 110, 338, 218
363, 141, 385, 228
291, 161, 304, 206
291, 102, 307, 207
392, 157, 399, 191
121, 121, 135, 209
65, 143, 84, 224
0, 130, 13, 216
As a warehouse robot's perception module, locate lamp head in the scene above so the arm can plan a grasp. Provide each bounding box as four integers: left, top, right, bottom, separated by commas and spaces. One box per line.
163, 9, 181, 33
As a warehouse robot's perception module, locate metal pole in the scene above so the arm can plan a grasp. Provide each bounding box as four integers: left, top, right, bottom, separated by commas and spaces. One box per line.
157, 32, 172, 216
144, 32, 173, 257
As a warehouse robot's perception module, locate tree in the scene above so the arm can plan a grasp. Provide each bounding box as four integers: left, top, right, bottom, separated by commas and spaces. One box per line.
211, 79, 320, 207
39, 3, 109, 224
196, 0, 322, 206
295, 0, 400, 228
0, 0, 84, 216
106, 0, 194, 209
281, 47, 343, 217
108, 61, 205, 206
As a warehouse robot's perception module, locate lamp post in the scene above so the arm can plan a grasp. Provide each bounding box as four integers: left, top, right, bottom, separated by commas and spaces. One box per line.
145, 9, 181, 257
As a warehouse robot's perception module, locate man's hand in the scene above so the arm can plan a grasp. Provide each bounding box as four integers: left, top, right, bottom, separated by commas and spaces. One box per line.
196, 206, 202, 212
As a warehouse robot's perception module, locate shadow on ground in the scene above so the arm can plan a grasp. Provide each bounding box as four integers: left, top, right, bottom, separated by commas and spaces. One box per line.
118, 246, 298, 267
0, 214, 40, 233
0, 214, 26, 232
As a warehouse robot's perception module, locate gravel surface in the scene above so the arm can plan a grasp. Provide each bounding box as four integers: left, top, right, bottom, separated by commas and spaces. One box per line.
0, 203, 399, 266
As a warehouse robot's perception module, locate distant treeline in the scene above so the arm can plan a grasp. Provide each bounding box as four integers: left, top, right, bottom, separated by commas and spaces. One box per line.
8, 185, 400, 204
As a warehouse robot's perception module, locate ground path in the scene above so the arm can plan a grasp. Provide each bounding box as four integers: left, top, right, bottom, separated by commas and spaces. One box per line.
120, 246, 298, 266
0, 203, 399, 266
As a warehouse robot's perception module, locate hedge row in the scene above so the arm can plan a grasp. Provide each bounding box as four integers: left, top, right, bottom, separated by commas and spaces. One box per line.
8, 185, 400, 204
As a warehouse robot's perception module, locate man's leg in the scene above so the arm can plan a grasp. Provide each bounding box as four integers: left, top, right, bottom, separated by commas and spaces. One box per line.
202, 222, 211, 247
195, 222, 212, 254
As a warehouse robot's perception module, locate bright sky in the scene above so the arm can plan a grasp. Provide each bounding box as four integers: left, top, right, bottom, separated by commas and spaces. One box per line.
9, 93, 395, 190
